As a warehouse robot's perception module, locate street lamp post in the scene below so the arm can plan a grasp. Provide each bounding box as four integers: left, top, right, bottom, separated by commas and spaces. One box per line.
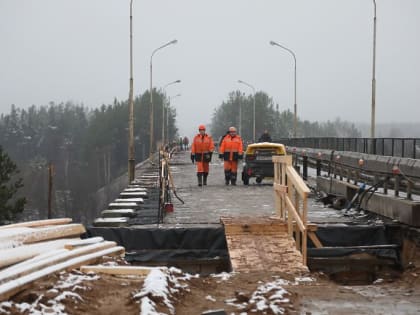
166, 94, 181, 143
127, 0, 135, 183
371, 0, 377, 138
269, 41, 297, 138
238, 80, 256, 142
149, 39, 178, 157
162, 80, 181, 146
238, 97, 242, 136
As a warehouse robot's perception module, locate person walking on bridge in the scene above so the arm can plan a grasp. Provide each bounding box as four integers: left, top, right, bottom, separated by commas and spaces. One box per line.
219, 126, 243, 185
191, 124, 215, 186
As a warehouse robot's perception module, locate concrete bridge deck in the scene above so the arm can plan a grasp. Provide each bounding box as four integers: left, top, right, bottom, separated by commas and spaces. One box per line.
153, 150, 361, 228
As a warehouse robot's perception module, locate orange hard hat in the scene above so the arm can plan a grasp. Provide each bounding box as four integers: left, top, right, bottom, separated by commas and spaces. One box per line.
229, 126, 237, 132
198, 124, 206, 130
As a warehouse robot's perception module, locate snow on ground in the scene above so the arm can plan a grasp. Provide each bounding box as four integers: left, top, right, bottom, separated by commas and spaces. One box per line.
223, 275, 315, 314
0, 270, 99, 315
133, 267, 196, 315
225, 277, 292, 314
211, 271, 235, 282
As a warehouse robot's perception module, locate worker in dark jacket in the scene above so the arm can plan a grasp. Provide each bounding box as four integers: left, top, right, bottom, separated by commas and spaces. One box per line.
258, 129, 272, 142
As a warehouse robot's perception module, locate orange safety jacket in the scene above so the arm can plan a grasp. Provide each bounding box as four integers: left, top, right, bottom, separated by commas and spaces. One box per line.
220, 135, 243, 161
191, 133, 215, 162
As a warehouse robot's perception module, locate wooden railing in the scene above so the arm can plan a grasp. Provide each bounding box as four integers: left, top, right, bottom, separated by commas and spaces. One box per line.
273, 155, 310, 265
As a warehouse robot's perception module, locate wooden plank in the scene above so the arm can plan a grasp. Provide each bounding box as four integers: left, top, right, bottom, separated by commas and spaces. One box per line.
284, 195, 306, 232
225, 227, 307, 273
0, 246, 125, 302
0, 241, 117, 284
114, 198, 144, 204
286, 165, 310, 196
3, 249, 69, 274
101, 209, 136, 218
64, 237, 104, 250
0, 224, 86, 246
80, 265, 155, 276
0, 238, 79, 269
272, 155, 292, 165
0, 218, 73, 230
93, 217, 130, 227
273, 183, 288, 194
224, 223, 287, 235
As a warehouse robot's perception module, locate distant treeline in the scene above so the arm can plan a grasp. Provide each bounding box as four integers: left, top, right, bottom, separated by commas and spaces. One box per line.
210, 91, 361, 142
0, 90, 177, 222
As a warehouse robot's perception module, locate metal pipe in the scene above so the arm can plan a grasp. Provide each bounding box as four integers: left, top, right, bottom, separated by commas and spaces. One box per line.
149, 39, 178, 157
269, 41, 297, 138
238, 80, 256, 141
371, 0, 377, 138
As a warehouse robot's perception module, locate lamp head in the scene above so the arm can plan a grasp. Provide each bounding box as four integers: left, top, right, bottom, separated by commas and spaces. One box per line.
269, 41, 277, 46
238, 80, 243, 83
175, 80, 181, 83
170, 39, 178, 45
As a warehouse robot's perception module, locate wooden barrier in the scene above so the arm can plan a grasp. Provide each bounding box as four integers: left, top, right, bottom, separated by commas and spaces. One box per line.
273, 155, 311, 265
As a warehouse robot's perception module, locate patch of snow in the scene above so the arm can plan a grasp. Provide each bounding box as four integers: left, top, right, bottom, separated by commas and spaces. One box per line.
0, 270, 100, 315
294, 276, 316, 284
270, 304, 286, 314
211, 271, 234, 281
55, 270, 100, 290
206, 295, 216, 302
133, 267, 190, 315
226, 278, 291, 315
347, 285, 388, 298
374, 278, 384, 284
55, 291, 83, 302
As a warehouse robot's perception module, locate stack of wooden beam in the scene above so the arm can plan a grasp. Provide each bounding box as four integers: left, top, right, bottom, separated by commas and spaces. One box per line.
0, 218, 125, 301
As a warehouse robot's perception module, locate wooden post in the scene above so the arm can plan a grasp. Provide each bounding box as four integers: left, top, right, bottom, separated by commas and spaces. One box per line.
48, 162, 54, 219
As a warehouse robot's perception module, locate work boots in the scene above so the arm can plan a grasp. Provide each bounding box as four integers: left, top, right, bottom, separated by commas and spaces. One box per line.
224, 170, 231, 185
197, 173, 203, 186
203, 173, 208, 185
230, 173, 237, 185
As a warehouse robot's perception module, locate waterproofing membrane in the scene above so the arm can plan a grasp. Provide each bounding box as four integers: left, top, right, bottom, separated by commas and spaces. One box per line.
308, 225, 400, 262
86, 224, 400, 263
86, 226, 229, 262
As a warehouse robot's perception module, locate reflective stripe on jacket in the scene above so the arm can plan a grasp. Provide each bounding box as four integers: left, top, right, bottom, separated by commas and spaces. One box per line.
191, 134, 215, 161
220, 135, 243, 161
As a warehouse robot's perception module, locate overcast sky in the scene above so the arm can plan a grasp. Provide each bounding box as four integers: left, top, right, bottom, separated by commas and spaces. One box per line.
1, 0, 419, 138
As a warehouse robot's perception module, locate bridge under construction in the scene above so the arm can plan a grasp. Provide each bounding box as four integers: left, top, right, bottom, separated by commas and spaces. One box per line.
88, 147, 420, 282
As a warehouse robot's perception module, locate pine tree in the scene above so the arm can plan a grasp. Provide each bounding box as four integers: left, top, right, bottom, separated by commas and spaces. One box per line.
0, 146, 26, 222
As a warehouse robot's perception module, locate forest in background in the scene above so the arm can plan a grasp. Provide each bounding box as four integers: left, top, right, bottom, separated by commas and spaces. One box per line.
0, 90, 176, 223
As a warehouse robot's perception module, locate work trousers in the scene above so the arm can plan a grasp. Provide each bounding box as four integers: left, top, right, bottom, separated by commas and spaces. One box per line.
223, 160, 238, 174
196, 161, 210, 173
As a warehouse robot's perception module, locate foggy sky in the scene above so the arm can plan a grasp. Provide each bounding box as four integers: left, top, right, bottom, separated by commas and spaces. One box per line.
1, 0, 419, 138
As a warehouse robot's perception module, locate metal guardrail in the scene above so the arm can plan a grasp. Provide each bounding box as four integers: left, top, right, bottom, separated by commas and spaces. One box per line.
289, 148, 420, 200
275, 138, 420, 159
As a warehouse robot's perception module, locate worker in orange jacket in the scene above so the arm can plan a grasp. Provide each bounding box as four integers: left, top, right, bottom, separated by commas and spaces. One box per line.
191, 124, 215, 186
219, 126, 243, 185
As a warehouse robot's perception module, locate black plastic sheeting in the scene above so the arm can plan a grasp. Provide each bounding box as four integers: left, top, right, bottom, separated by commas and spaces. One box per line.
86, 226, 229, 262
308, 225, 400, 263
86, 224, 401, 264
